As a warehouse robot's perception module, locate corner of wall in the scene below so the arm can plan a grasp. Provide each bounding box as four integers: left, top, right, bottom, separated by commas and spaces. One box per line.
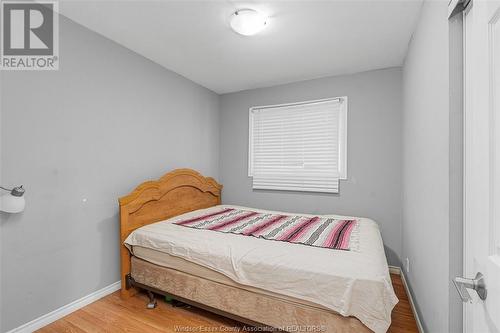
401, 1, 452, 332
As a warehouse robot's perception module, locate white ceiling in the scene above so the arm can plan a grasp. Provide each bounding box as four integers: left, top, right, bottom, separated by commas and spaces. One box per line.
59, 1, 423, 94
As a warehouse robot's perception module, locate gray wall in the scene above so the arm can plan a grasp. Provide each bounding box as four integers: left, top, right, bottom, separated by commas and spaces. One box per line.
402, 1, 459, 332
0, 16, 220, 332
219, 68, 403, 265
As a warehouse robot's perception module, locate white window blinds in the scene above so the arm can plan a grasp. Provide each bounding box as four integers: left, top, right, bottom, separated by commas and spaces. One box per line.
249, 97, 347, 193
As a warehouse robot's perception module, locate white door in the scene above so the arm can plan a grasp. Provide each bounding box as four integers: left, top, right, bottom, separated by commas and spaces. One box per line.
461, 0, 500, 332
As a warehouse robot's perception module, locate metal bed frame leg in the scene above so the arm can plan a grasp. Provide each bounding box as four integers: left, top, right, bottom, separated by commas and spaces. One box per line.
146, 290, 157, 309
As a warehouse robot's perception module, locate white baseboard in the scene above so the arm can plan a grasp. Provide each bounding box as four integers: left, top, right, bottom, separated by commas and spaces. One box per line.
388, 265, 401, 275
389, 265, 425, 333
6, 281, 121, 333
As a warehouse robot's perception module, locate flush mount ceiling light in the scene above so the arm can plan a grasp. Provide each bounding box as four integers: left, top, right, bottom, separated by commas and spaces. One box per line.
230, 9, 268, 36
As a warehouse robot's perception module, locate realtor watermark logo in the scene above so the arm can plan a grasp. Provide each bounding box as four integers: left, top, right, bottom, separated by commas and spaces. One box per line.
0, 0, 59, 70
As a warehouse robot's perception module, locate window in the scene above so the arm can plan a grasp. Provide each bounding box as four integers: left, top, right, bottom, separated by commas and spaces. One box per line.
248, 97, 347, 193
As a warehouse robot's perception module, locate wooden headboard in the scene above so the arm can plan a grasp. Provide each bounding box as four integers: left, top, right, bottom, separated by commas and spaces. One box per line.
118, 168, 222, 298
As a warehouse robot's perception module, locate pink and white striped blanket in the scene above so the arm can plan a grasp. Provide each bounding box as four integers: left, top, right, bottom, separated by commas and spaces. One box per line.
174, 207, 357, 250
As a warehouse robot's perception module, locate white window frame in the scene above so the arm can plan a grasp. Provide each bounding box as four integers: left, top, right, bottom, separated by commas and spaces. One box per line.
248, 96, 348, 180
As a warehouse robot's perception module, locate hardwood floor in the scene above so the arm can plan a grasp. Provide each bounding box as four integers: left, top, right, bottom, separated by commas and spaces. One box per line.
37, 274, 418, 333
387, 274, 419, 333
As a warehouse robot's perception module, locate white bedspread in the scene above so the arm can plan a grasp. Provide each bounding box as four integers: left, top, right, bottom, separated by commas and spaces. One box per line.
124, 205, 398, 333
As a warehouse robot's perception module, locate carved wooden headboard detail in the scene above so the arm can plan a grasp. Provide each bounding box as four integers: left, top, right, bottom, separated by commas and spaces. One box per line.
118, 168, 222, 298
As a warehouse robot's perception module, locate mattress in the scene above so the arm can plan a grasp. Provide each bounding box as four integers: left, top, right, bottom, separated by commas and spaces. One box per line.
125, 205, 398, 333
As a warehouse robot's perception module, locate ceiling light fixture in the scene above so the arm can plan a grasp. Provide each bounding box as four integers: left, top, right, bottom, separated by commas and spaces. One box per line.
230, 9, 268, 36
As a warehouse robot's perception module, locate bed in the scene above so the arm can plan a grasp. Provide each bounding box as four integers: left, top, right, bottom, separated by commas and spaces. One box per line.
119, 169, 398, 333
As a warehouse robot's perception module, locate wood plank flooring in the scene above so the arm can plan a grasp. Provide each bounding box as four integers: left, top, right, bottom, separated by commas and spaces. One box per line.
37, 274, 418, 333
387, 274, 419, 333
